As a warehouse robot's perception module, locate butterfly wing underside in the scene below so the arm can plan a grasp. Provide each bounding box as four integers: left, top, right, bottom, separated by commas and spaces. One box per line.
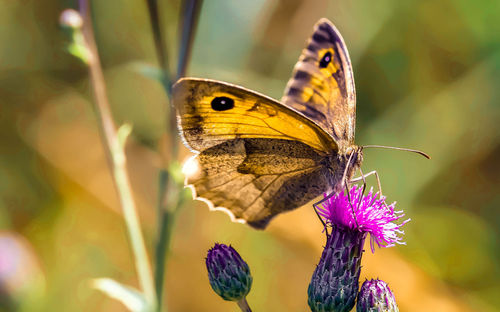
174, 78, 336, 153
282, 18, 356, 148
173, 78, 338, 228
183, 138, 333, 229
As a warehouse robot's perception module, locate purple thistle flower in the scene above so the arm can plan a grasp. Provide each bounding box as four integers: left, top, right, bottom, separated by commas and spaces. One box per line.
308, 186, 409, 311
315, 185, 410, 253
205, 243, 252, 302
357, 279, 399, 312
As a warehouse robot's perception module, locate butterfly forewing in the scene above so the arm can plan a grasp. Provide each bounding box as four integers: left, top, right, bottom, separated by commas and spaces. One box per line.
282, 18, 356, 147
173, 78, 337, 153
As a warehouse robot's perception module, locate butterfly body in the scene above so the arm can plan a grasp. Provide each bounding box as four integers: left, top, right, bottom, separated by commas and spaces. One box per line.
174, 19, 361, 229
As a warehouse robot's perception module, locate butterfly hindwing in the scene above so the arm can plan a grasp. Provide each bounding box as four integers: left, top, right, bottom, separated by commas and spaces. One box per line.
173, 78, 337, 154
184, 138, 333, 229
282, 18, 356, 147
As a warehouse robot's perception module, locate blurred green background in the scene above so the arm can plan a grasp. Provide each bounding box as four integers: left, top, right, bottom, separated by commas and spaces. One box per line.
1, 0, 499, 311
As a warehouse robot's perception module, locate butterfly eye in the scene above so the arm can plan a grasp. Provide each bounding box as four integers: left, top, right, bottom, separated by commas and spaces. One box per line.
319, 51, 332, 68
211, 96, 234, 111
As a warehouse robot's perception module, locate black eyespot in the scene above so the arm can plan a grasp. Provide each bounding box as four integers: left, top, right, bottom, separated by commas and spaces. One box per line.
319, 51, 332, 68
211, 96, 234, 111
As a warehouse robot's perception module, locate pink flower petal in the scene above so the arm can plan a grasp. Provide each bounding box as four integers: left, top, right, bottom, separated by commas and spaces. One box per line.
317, 186, 409, 253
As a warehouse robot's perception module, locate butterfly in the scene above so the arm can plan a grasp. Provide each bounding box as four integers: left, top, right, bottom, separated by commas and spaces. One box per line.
173, 18, 363, 229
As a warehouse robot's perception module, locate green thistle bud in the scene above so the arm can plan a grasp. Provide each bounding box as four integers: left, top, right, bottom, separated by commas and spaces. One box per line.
357, 279, 399, 312
205, 243, 252, 301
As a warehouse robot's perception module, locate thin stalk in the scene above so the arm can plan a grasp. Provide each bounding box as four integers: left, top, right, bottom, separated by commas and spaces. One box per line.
78, 0, 156, 308
144, 0, 175, 307
144, 0, 172, 92
237, 298, 252, 312
147, 1, 203, 311
153, 170, 179, 310
144, 1, 175, 309
176, 0, 203, 80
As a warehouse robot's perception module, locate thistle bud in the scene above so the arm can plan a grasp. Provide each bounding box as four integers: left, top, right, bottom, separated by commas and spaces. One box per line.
205, 243, 252, 301
357, 279, 399, 312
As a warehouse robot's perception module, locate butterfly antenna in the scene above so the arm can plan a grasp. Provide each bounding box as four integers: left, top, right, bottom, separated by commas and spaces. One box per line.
362, 145, 431, 159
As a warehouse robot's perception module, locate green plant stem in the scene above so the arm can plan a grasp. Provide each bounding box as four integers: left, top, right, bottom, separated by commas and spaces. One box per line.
177, 0, 204, 80
144, 0, 172, 92
154, 170, 180, 310
144, 2, 176, 310
78, 0, 156, 308
147, 1, 203, 311
237, 298, 252, 312
154, 207, 174, 300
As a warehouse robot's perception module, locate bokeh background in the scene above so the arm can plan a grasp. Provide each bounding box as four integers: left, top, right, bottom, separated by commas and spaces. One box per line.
1, 0, 499, 311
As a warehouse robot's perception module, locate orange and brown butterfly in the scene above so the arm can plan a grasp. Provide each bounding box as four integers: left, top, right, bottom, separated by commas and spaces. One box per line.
173, 18, 362, 229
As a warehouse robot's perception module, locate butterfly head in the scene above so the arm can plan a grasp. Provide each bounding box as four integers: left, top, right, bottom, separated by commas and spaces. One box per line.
327, 145, 363, 193
346, 145, 363, 171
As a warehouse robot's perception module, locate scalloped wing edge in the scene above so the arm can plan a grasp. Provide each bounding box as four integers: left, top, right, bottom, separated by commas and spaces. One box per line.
182, 154, 249, 226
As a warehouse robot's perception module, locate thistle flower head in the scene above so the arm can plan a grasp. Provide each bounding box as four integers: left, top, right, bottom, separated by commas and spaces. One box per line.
357, 279, 399, 312
205, 243, 252, 301
308, 229, 365, 312
316, 185, 409, 252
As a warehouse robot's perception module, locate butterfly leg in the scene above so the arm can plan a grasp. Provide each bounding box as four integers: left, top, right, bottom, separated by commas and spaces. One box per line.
313, 192, 336, 237
350, 170, 390, 209
350, 170, 382, 196
313, 148, 355, 236
340, 152, 359, 227
344, 182, 359, 228
355, 167, 368, 213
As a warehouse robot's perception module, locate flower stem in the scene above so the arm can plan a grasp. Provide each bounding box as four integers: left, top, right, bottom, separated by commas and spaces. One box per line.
78, 0, 156, 308
237, 297, 252, 312
146, 1, 203, 311
154, 169, 181, 311
177, 0, 204, 80
144, 0, 172, 94
143, 3, 176, 309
